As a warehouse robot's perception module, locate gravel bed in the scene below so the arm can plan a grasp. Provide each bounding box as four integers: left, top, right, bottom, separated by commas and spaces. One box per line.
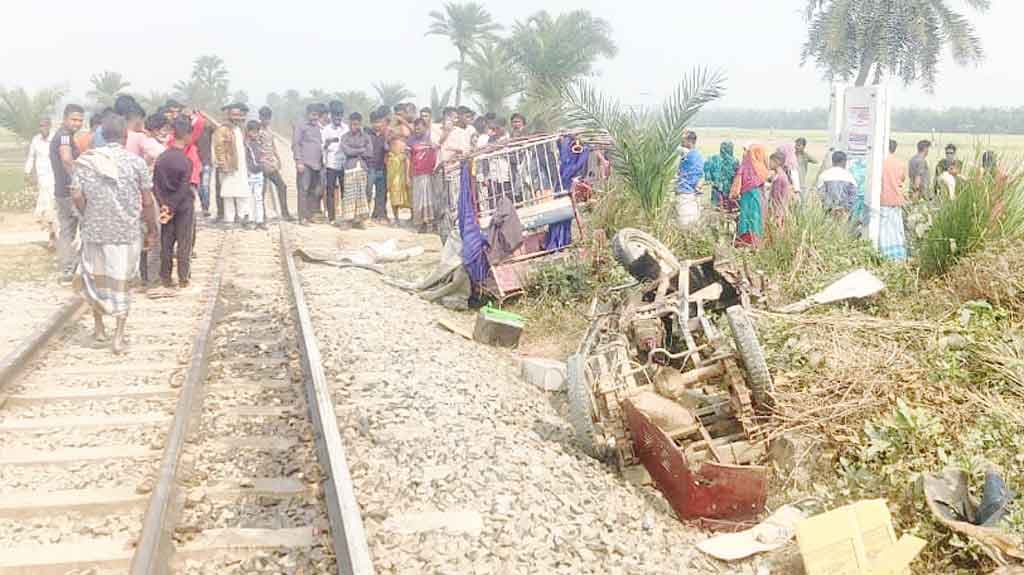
0, 511, 141, 548
196, 413, 310, 439
178, 548, 335, 575
8, 372, 175, 394
0, 424, 165, 451
178, 495, 323, 533
0, 458, 157, 491
292, 225, 760, 575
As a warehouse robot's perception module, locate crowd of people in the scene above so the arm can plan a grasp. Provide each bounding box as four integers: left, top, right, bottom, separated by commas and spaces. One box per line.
288, 101, 530, 231
20, 94, 538, 353
673, 131, 992, 261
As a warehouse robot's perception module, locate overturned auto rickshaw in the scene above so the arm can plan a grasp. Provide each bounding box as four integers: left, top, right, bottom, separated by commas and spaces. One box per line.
567, 228, 773, 524
439, 133, 603, 301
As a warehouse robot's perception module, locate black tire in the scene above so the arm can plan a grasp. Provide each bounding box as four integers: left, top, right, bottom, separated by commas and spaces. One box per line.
726, 305, 773, 409
566, 353, 605, 460
611, 228, 681, 281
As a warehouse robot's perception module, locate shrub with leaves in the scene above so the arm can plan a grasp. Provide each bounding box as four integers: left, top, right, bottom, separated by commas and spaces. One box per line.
562, 68, 725, 218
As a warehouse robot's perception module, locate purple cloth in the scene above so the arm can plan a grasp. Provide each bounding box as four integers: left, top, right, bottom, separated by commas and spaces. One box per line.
544, 220, 572, 251
457, 162, 490, 284
558, 136, 590, 194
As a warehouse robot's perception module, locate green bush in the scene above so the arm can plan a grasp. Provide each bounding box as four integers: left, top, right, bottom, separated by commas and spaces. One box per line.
918, 168, 1024, 276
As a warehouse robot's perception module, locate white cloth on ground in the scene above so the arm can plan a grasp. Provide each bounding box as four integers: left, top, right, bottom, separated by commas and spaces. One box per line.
676, 193, 701, 226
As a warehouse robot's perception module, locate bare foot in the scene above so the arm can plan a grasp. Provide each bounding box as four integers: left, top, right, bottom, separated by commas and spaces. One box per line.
112, 318, 128, 355
93, 313, 108, 342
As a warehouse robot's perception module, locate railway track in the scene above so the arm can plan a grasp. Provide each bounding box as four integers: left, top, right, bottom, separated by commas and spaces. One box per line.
0, 219, 371, 574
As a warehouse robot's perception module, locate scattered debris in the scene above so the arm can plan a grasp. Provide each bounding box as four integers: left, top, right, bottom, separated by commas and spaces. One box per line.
697, 501, 818, 562
436, 318, 474, 341
384, 231, 471, 309
473, 306, 525, 348
795, 499, 925, 574
520, 357, 567, 392
778, 268, 885, 313
923, 467, 1024, 566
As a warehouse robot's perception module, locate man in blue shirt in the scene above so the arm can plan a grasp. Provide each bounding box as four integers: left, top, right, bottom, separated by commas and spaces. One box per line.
676, 130, 704, 226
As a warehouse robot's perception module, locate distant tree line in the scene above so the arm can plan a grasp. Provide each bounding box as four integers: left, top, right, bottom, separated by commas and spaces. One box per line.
692, 107, 1024, 135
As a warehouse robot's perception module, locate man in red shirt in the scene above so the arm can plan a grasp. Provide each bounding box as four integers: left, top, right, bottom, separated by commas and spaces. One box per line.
879, 139, 908, 261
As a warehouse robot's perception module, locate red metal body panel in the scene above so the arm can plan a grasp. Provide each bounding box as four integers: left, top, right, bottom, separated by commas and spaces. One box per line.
623, 398, 767, 523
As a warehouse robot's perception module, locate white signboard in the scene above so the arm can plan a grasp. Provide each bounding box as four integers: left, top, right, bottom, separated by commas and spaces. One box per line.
839, 84, 891, 247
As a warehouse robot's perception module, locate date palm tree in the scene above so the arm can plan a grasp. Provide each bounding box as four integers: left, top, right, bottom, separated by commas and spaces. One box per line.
0, 86, 66, 142
802, 0, 989, 90
373, 82, 415, 110
561, 68, 725, 217
451, 41, 522, 115
87, 71, 130, 108
174, 55, 230, 112
426, 2, 501, 106
430, 86, 453, 120
506, 10, 617, 96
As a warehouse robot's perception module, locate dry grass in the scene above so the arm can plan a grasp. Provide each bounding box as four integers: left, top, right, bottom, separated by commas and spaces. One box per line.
942, 239, 1024, 317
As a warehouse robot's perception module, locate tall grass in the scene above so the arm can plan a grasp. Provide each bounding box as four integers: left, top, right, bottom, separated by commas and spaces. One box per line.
752, 198, 886, 299
918, 166, 1024, 276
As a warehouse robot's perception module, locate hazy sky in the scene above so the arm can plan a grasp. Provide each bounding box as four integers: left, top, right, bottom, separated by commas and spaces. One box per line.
1, 0, 1018, 111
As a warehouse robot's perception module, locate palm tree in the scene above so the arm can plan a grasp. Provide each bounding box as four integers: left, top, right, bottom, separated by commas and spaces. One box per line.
802, 0, 988, 90
373, 82, 415, 110
506, 10, 617, 95
336, 90, 376, 119
430, 86, 453, 120
87, 71, 130, 107
135, 91, 173, 116
426, 2, 501, 106
561, 68, 725, 217
175, 55, 230, 112
452, 41, 522, 115
0, 86, 66, 142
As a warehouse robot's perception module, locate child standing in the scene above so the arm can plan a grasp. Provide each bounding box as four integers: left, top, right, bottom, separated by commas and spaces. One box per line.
244, 120, 267, 230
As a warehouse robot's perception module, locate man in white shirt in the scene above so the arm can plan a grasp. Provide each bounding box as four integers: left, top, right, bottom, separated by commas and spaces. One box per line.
321, 101, 348, 224
439, 107, 472, 165
24, 117, 56, 245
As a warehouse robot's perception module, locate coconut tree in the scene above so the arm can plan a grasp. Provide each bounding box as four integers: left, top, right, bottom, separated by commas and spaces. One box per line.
802, 0, 989, 90
0, 86, 66, 142
373, 82, 415, 110
561, 68, 725, 217
426, 2, 501, 106
451, 41, 522, 115
87, 71, 130, 108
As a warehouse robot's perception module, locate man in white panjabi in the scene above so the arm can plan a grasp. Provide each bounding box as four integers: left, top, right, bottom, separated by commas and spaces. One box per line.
212, 102, 251, 226
24, 117, 57, 245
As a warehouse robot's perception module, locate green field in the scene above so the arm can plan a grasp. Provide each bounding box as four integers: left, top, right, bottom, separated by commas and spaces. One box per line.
692, 127, 1024, 184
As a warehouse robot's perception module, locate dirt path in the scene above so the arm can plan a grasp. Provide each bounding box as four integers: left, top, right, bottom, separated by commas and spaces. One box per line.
288, 223, 762, 575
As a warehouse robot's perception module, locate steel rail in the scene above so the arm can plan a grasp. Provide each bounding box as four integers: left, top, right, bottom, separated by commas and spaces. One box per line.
129, 239, 228, 575
0, 296, 84, 389
278, 223, 375, 575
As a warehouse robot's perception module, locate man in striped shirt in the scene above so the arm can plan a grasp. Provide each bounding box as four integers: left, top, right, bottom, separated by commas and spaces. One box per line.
259, 107, 291, 221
